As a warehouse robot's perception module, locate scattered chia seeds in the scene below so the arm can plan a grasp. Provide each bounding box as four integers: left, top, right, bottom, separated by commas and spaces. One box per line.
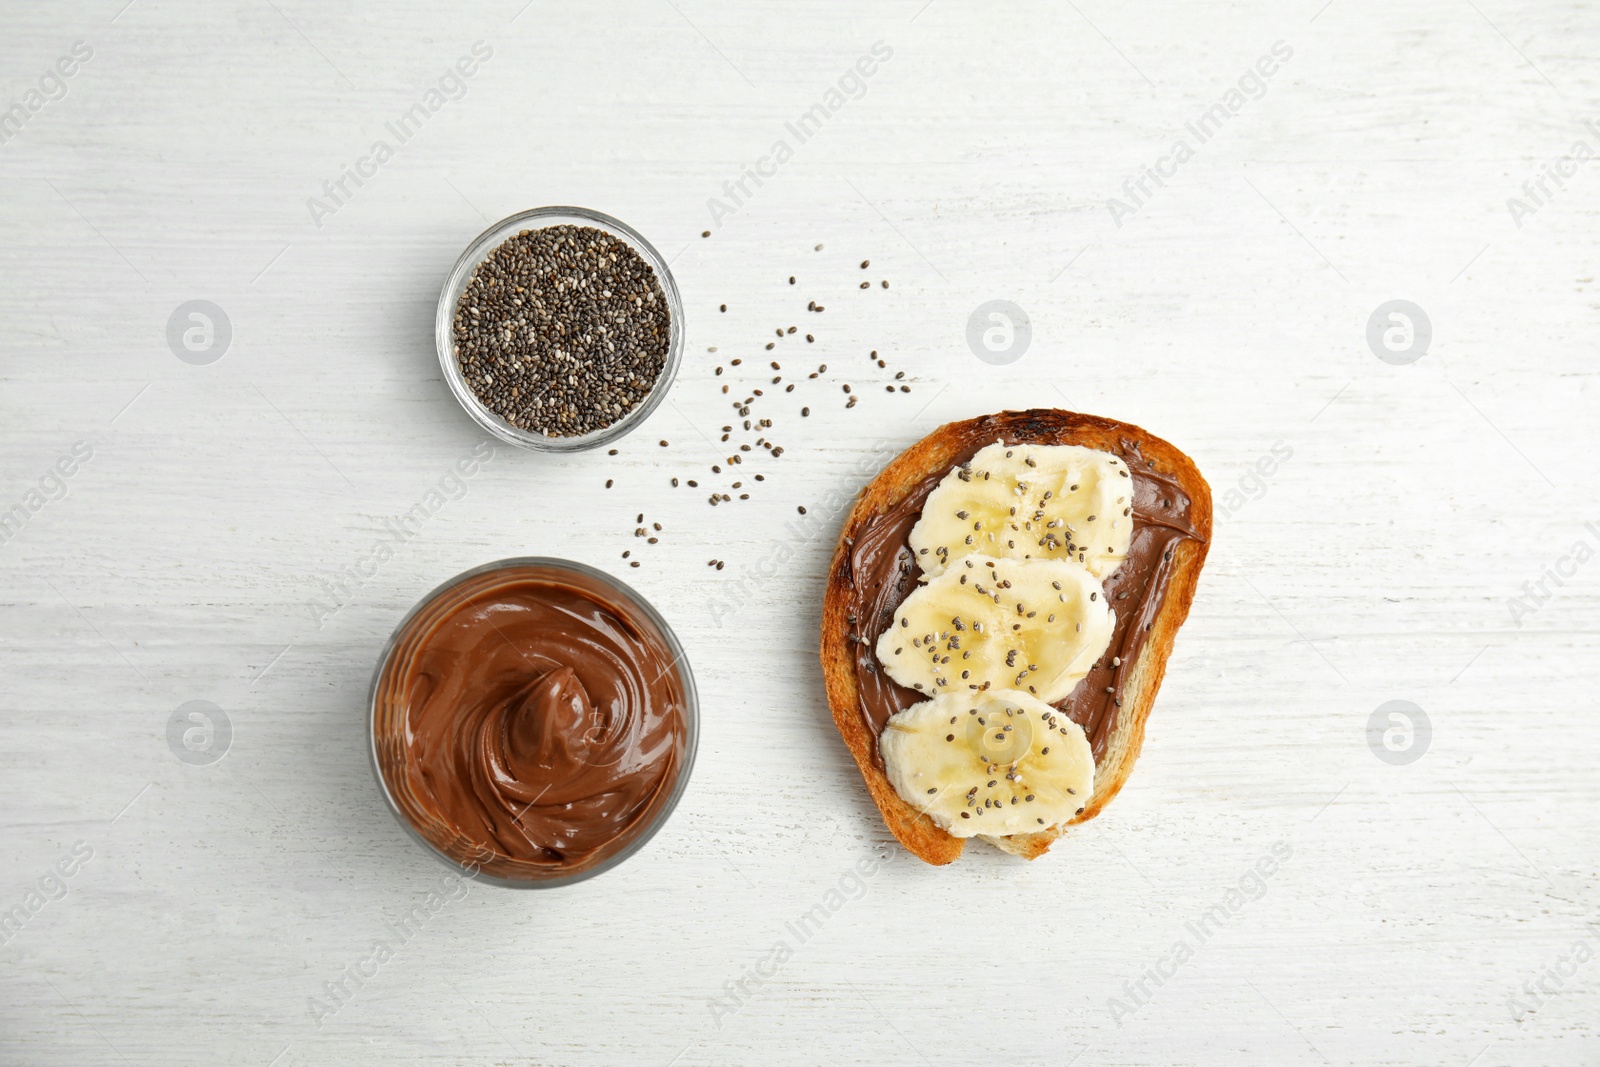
601, 240, 914, 564
452, 224, 670, 438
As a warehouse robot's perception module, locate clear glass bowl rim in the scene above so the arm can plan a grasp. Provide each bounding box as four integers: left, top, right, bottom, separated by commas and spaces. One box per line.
434, 206, 684, 453
366, 556, 700, 890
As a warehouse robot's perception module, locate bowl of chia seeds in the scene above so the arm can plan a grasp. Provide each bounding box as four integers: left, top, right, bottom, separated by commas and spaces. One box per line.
436, 206, 683, 452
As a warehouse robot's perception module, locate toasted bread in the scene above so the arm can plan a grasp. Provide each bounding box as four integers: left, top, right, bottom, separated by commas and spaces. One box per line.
820, 409, 1211, 865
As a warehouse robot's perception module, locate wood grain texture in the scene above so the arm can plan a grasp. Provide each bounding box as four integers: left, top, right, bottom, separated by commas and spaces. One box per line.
1, 1, 1597, 1064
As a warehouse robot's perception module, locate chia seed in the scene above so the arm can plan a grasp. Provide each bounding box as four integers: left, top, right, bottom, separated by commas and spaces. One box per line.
452, 224, 670, 438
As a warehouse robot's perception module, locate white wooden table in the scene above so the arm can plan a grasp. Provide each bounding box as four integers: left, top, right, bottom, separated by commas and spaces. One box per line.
3, 1, 1597, 1063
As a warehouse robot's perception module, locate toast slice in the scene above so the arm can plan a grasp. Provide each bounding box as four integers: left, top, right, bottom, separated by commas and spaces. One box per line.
820, 409, 1212, 865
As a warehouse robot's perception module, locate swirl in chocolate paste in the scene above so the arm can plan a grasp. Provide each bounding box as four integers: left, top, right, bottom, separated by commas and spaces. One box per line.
374, 565, 686, 879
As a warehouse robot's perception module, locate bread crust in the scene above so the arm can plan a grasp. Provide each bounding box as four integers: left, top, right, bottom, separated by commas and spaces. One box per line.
820, 409, 1211, 865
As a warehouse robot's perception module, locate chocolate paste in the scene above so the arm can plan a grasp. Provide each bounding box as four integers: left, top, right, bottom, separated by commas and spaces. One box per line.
845, 435, 1200, 766
372, 563, 687, 881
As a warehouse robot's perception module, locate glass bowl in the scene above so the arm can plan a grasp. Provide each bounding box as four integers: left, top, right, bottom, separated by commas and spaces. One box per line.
368, 557, 699, 889
435, 207, 684, 453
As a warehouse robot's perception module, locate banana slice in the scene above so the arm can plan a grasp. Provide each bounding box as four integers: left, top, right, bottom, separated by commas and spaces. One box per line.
874, 554, 1114, 704
880, 689, 1093, 838
908, 442, 1133, 579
